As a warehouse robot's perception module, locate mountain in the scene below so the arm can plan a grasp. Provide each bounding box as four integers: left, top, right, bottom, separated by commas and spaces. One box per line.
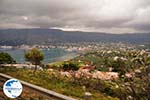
0, 28, 150, 45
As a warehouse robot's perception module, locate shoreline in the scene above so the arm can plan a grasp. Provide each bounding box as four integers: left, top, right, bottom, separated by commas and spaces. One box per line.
49, 53, 79, 63
0, 48, 80, 64
1, 53, 80, 68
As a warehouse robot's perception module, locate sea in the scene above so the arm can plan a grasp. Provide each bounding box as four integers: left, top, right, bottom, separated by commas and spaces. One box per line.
0, 48, 78, 64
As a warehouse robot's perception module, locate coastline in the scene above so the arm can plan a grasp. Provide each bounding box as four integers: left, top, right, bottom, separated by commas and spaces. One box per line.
1, 52, 79, 68
0, 48, 79, 64
47, 53, 79, 64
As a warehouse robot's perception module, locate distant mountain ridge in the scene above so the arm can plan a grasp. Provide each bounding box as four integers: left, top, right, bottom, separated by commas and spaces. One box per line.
0, 29, 150, 45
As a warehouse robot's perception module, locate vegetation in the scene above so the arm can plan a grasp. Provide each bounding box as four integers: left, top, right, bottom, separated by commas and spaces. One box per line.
1, 47, 150, 100
119, 66, 150, 100
72, 49, 150, 100
73, 50, 150, 72
61, 61, 80, 71
25, 48, 44, 73
0, 67, 119, 100
41, 48, 150, 100
0, 52, 16, 65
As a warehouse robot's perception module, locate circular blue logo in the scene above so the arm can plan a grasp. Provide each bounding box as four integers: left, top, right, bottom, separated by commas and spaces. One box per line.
3, 79, 23, 98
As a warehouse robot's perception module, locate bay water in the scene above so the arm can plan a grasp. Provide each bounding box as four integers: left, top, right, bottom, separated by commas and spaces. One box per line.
0, 48, 77, 64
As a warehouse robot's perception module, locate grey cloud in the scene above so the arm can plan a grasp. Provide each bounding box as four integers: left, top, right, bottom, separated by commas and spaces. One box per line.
134, 23, 150, 31
0, 0, 150, 33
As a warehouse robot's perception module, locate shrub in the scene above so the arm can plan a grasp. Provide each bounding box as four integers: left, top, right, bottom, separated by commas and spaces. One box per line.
61, 62, 80, 71
0, 52, 16, 64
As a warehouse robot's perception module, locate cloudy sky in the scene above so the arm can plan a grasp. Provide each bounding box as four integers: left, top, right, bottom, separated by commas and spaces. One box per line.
0, 0, 150, 33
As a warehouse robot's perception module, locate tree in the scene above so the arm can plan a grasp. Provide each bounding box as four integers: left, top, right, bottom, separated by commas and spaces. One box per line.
0, 52, 16, 65
25, 48, 44, 73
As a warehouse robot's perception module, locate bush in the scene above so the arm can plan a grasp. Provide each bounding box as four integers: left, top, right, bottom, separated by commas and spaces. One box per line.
0, 52, 16, 64
61, 62, 80, 71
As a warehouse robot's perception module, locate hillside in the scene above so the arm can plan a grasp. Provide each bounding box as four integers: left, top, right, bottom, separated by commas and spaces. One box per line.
0, 29, 150, 45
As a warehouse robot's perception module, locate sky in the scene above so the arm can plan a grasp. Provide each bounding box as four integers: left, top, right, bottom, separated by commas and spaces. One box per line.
0, 0, 150, 33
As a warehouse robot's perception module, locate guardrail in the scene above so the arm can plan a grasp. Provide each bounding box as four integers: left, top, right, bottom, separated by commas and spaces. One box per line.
0, 73, 77, 100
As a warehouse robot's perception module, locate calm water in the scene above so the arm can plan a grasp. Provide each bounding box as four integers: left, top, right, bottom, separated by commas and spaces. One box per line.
0, 48, 77, 63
